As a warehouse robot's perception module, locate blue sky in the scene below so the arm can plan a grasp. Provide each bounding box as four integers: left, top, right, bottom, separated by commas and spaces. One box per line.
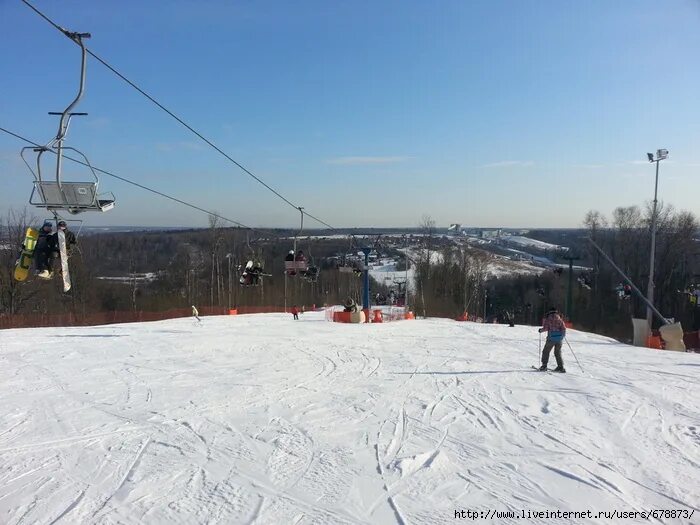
1, 0, 699, 228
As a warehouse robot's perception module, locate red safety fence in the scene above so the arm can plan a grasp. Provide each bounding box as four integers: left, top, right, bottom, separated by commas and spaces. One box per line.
324, 305, 413, 323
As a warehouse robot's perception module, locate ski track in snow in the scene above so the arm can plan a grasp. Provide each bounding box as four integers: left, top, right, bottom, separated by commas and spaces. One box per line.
0, 314, 699, 524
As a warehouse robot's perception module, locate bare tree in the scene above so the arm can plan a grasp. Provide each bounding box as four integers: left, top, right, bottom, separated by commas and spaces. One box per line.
0, 208, 38, 315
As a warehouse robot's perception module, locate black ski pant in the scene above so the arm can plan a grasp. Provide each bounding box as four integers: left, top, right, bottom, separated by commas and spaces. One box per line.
541, 340, 564, 368
35, 248, 52, 272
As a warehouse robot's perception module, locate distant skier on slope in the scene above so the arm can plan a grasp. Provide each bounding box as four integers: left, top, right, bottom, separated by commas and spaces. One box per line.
291, 305, 300, 320
538, 307, 566, 373
191, 305, 201, 322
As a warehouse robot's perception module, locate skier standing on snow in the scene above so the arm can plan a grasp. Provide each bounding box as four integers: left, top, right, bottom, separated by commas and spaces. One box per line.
291, 305, 300, 320
538, 307, 566, 372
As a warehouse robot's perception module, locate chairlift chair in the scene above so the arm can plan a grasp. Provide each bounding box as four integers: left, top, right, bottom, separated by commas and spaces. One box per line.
240, 231, 266, 287
285, 207, 310, 275
337, 236, 358, 273
22, 30, 115, 216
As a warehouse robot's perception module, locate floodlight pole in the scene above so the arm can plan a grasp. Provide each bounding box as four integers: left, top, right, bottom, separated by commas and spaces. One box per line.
646, 150, 666, 331
226, 253, 232, 310
362, 246, 372, 321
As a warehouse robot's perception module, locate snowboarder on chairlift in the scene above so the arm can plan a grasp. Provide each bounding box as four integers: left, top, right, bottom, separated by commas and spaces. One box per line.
250, 263, 263, 285
615, 283, 625, 299
538, 307, 566, 373
577, 273, 592, 290
49, 221, 77, 274
285, 250, 296, 276
302, 265, 319, 282
35, 221, 57, 278
295, 250, 306, 262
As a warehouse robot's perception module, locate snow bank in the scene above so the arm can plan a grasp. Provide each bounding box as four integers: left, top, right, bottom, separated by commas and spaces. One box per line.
503, 236, 566, 252
1, 314, 698, 524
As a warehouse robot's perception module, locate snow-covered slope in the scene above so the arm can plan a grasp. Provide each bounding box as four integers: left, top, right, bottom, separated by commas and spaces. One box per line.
1, 313, 698, 524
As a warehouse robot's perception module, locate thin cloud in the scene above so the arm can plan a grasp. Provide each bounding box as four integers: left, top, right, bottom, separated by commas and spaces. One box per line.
155, 141, 205, 152
85, 117, 111, 130
479, 160, 534, 168
570, 163, 605, 169
326, 156, 413, 165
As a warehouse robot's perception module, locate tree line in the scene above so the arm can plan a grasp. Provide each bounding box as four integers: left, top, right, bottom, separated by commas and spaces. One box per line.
412, 205, 699, 341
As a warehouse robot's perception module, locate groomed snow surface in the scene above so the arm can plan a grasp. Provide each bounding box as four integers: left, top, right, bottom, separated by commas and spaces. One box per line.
1, 313, 699, 524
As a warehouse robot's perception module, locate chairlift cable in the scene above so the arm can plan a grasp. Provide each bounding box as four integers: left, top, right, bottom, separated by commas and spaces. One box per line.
1, 126, 279, 236
19, 0, 338, 232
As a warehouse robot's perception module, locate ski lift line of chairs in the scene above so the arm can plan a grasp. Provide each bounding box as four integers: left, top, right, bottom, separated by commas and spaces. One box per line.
337, 234, 384, 275
285, 250, 319, 283
22, 30, 115, 216
337, 235, 361, 274
680, 285, 700, 307
284, 207, 319, 282
615, 283, 633, 300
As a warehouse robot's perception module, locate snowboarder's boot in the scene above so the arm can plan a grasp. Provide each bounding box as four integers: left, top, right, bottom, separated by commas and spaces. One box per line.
553, 366, 566, 373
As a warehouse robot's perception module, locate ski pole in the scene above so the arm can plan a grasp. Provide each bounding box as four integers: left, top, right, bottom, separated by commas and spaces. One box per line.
564, 338, 584, 373
538, 330, 542, 364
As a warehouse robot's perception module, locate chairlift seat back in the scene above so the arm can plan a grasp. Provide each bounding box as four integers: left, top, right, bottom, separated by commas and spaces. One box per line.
285, 260, 308, 272
31, 181, 115, 212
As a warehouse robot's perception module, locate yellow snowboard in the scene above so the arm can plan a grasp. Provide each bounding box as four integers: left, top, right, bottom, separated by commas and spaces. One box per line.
13, 227, 39, 282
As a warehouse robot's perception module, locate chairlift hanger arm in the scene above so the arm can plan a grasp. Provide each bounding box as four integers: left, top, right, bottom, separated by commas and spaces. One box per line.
54, 31, 89, 145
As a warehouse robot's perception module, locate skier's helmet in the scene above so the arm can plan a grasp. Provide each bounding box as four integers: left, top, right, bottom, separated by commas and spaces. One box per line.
42, 221, 53, 229
58, 220, 67, 227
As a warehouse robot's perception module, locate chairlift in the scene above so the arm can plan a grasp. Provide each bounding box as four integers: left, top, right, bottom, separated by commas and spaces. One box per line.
338, 236, 360, 273
240, 230, 266, 287
301, 244, 320, 283
285, 207, 309, 275
22, 30, 115, 216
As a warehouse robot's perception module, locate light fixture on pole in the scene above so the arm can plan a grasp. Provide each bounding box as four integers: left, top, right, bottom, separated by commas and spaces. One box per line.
225, 253, 233, 311
645, 148, 668, 331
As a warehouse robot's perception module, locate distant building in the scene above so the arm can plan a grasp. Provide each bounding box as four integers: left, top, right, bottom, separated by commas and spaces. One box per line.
447, 223, 462, 236
481, 229, 501, 239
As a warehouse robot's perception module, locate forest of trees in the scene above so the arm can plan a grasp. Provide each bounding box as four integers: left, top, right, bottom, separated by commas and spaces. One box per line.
412, 206, 700, 341
0, 209, 400, 321
2, 204, 698, 342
